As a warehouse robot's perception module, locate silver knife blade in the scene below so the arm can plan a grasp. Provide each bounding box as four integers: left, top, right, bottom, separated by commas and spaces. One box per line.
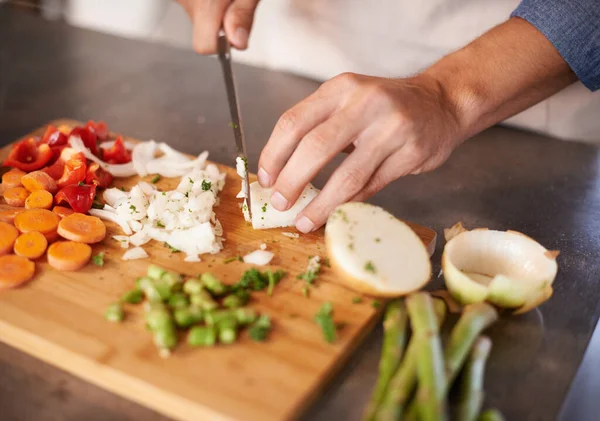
217, 31, 252, 220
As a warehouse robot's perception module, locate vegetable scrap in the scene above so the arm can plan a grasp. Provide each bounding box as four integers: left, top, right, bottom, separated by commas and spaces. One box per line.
314, 302, 337, 344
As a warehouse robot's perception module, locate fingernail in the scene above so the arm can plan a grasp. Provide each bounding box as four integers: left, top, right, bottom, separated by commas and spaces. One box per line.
258, 168, 271, 187
271, 191, 289, 211
235, 28, 248, 48
296, 216, 315, 233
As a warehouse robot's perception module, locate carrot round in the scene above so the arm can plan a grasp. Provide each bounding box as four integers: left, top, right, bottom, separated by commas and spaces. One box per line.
52, 206, 75, 219
57, 213, 106, 244
0, 222, 19, 256
21, 171, 58, 194
0, 205, 24, 224
0, 255, 35, 289
25, 190, 54, 210
2, 169, 26, 188
14, 209, 60, 242
47, 241, 91, 271
3, 187, 29, 207
14, 231, 48, 259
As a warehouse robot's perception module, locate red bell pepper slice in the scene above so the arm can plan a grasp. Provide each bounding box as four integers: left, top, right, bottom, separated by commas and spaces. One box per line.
69, 126, 99, 156
41, 125, 68, 147
102, 136, 131, 164
43, 148, 76, 180
54, 183, 97, 214
85, 120, 109, 141
2, 138, 53, 172
57, 152, 87, 189
86, 163, 113, 189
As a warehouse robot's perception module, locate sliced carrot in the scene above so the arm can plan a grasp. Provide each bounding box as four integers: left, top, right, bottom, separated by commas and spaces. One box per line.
57, 213, 106, 244
52, 206, 75, 219
2, 169, 26, 188
25, 190, 54, 210
3, 187, 29, 207
0, 222, 19, 256
14, 209, 60, 242
0, 205, 24, 224
0, 255, 35, 289
47, 241, 91, 271
21, 171, 58, 194
14, 231, 48, 259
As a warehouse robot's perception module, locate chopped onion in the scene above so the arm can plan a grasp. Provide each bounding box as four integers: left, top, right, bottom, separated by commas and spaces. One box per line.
243, 249, 274, 266
259, 243, 267, 250
122, 247, 149, 260
131, 140, 157, 177
282, 232, 300, 239
112, 235, 130, 249
69, 136, 136, 177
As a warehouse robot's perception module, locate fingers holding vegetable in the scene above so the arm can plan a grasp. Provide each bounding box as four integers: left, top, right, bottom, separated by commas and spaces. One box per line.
259, 72, 463, 233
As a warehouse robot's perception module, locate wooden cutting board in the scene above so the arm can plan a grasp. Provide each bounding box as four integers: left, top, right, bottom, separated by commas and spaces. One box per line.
0, 120, 437, 421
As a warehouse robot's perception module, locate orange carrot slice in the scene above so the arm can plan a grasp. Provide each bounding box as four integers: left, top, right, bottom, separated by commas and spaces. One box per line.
52, 206, 75, 219
25, 190, 54, 210
47, 241, 91, 271
3, 187, 29, 207
14, 209, 60, 242
0, 255, 35, 289
57, 213, 106, 244
21, 171, 58, 194
0, 222, 19, 256
0, 205, 24, 224
14, 231, 48, 259
2, 169, 26, 188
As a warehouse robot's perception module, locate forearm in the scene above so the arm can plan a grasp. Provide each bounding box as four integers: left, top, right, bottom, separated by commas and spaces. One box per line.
424, 17, 578, 140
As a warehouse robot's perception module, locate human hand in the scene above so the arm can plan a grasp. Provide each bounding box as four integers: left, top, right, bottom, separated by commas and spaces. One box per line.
176, 0, 260, 54
257, 73, 464, 233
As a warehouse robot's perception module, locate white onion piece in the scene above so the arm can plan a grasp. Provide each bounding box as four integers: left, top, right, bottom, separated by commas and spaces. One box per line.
131, 140, 157, 177
69, 136, 136, 177
112, 235, 130, 249
282, 232, 300, 239
100, 140, 137, 150
243, 249, 274, 266
103, 188, 129, 208
259, 243, 267, 250
89, 209, 133, 235
130, 229, 151, 247
122, 247, 148, 260
325, 202, 432, 296
247, 182, 319, 229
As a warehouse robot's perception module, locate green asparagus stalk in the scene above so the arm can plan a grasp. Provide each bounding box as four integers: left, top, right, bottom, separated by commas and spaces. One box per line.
146, 264, 166, 281
120, 288, 143, 304
223, 294, 245, 308
205, 309, 237, 326
201, 272, 227, 296
168, 292, 189, 309
183, 279, 204, 295
405, 302, 498, 420
405, 292, 448, 421
456, 336, 492, 421
362, 299, 409, 421
138, 277, 163, 302
217, 317, 238, 344
144, 302, 177, 357
478, 409, 506, 421
104, 302, 124, 322
234, 308, 258, 325
173, 305, 204, 327
374, 298, 447, 421
190, 289, 218, 311
188, 325, 217, 346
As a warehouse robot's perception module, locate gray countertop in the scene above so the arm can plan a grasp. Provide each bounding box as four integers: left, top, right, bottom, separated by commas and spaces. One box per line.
1, 7, 599, 421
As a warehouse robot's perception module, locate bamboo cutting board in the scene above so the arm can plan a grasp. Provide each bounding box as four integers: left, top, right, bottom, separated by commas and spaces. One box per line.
0, 120, 437, 421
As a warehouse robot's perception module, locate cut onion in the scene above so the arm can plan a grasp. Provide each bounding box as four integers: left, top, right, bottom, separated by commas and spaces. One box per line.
325, 202, 431, 296
112, 235, 130, 249
442, 224, 558, 313
122, 247, 149, 260
131, 140, 157, 177
243, 249, 275, 266
69, 136, 136, 177
282, 232, 300, 239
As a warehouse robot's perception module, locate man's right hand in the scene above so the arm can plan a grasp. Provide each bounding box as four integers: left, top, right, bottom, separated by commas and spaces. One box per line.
177, 0, 260, 54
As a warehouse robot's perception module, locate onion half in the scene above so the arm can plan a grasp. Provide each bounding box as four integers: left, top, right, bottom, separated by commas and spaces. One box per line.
442, 224, 559, 314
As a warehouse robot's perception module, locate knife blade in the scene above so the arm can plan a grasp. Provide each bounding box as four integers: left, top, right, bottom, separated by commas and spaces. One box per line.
217, 31, 252, 220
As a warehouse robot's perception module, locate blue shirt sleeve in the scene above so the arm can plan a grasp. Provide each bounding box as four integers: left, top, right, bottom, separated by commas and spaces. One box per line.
511, 0, 600, 92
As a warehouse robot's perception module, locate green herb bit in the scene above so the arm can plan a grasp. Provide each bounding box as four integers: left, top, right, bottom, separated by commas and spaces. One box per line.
164, 242, 180, 253
92, 200, 104, 210
184, 191, 189, 198
129, 204, 137, 213
261, 203, 268, 212
224, 256, 243, 264
156, 221, 165, 228
120, 186, 126, 191
266, 271, 277, 296
372, 300, 381, 309
92, 252, 105, 267
375, 237, 381, 243
314, 302, 336, 343
352, 297, 363, 304
188, 177, 194, 184
78, 181, 85, 186
228, 121, 239, 129
201, 180, 212, 191
302, 285, 310, 298
105, 302, 124, 322
365, 261, 376, 274
249, 315, 271, 342
151, 174, 161, 183
121, 288, 143, 304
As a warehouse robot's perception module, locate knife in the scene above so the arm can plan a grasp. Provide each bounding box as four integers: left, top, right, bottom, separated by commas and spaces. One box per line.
217, 31, 252, 220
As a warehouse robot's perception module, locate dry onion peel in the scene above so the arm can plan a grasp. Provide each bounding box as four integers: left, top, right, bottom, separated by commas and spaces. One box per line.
442, 224, 558, 313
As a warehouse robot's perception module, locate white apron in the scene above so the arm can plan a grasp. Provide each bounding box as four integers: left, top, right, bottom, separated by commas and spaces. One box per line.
232, 0, 600, 143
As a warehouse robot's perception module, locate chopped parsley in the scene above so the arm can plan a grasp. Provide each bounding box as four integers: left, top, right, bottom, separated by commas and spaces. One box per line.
156, 221, 165, 228
302, 285, 310, 298
164, 242, 180, 253
120, 187, 126, 191
242, 203, 248, 211
372, 300, 381, 309
228, 121, 239, 129
201, 180, 212, 191
188, 177, 194, 184
348, 243, 355, 250
92, 200, 104, 210
375, 238, 381, 243
248, 315, 271, 342
233, 268, 286, 292
352, 297, 363, 304
267, 271, 277, 296
365, 261, 376, 274
314, 302, 336, 343
261, 203, 268, 212
224, 256, 243, 264
297, 256, 322, 284
162, 192, 166, 196
92, 252, 105, 267
78, 181, 85, 186
129, 205, 137, 213
151, 175, 161, 183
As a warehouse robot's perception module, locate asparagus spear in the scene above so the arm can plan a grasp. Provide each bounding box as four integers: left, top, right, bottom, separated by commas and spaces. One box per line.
456, 336, 492, 421
405, 302, 498, 420
201, 272, 227, 296
362, 299, 409, 421
478, 409, 506, 421
374, 298, 447, 421
405, 292, 448, 421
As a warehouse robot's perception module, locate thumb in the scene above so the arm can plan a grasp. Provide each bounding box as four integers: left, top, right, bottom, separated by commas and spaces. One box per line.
224, 0, 260, 50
